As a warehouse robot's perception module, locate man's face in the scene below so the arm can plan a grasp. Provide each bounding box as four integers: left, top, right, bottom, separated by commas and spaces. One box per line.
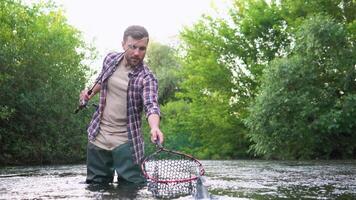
122, 36, 148, 67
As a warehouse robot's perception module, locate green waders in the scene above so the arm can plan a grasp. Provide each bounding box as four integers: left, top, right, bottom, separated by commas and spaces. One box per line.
86, 142, 146, 184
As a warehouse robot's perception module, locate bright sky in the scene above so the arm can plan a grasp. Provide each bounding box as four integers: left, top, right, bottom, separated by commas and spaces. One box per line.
23, 0, 230, 79
51, 0, 229, 59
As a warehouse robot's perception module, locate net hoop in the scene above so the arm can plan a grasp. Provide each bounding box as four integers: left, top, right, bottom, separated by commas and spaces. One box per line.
141, 147, 205, 184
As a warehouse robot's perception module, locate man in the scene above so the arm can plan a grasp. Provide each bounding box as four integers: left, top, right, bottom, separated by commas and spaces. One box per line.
79, 25, 164, 184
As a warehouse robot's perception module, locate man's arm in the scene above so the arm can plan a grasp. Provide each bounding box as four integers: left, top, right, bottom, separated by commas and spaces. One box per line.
143, 72, 164, 144
148, 113, 164, 144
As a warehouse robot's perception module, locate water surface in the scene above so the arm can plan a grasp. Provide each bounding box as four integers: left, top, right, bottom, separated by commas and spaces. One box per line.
0, 160, 355, 199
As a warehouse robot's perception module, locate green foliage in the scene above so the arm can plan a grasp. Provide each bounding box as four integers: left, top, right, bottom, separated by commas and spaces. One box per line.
2, 0, 355, 164
173, 11, 253, 159
0, 0, 94, 165
143, 100, 191, 156
172, 0, 355, 160
246, 15, 355, 159
171, 0, 294, 159
280, 0, 355, 25
146, 41, 181, 104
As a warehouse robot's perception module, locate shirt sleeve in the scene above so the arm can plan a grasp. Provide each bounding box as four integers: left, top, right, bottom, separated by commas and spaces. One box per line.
143, 73, 161, 118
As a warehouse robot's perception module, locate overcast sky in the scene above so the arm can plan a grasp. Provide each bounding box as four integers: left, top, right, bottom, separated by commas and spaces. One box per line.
40, 0, 230, 75
54, 0, 228, 51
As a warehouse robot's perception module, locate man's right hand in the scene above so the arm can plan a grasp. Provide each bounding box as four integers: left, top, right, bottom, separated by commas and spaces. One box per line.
79, 89, 90, 105
78, 84, 100, 107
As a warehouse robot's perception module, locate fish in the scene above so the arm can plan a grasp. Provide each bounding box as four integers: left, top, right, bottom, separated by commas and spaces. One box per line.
194, 168, 211, 200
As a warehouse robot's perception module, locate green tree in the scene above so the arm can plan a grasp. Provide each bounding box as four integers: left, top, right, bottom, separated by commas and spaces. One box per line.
173, 0, 292, 159
0, 0, 94, 165
146, 41, 181, 105
174, 17, 252, 159
246, 15, 355, 159
173, 0, 355, 159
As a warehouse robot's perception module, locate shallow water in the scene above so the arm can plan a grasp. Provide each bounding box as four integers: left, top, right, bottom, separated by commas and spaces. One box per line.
0, 160, 355, 199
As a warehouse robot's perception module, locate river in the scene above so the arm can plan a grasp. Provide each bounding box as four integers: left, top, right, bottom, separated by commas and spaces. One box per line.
0, 160, 355, 199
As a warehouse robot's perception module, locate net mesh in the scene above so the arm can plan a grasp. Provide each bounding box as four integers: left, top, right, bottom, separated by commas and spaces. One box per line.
143, 150, 202, 199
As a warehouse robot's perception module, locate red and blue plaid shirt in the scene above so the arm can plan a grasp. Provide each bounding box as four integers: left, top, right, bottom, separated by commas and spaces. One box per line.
87, 52, 160, 164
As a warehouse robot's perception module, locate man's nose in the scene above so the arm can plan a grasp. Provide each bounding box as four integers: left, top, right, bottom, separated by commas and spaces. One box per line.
133, 48, 140, 55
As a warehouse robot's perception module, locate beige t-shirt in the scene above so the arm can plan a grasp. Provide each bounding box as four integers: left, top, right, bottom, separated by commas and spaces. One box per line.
91, 60, 133, 150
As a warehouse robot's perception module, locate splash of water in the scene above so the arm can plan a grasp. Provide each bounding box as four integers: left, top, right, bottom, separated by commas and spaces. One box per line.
194, 168, 211, 200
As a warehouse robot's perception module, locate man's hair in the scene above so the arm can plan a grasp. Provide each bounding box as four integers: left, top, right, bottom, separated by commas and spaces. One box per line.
123, 25, 149, 42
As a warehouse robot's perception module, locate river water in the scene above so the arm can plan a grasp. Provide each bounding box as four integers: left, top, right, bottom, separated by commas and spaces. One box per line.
0, 160, 355, 199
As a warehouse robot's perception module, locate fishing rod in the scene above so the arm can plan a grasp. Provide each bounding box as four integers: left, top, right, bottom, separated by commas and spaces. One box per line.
74, 39, 147, 114
74, 52, 125, 114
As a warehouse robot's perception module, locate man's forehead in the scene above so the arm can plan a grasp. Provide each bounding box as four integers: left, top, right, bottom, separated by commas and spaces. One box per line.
125, 36, 148, 45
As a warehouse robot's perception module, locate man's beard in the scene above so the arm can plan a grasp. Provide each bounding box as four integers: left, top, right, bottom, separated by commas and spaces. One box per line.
125, 55, 142, 67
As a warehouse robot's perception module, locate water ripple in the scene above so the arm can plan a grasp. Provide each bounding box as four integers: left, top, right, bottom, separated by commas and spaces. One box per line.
0, 160, 355, 199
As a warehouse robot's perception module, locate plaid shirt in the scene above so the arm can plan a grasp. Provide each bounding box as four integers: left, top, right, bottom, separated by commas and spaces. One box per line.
87, 52, 160, 164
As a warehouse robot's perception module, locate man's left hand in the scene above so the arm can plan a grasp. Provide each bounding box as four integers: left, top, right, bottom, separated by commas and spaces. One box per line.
150, 127, 164, 144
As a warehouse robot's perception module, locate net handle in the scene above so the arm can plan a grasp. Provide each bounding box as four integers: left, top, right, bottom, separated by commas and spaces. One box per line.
155, 140, 163, 149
